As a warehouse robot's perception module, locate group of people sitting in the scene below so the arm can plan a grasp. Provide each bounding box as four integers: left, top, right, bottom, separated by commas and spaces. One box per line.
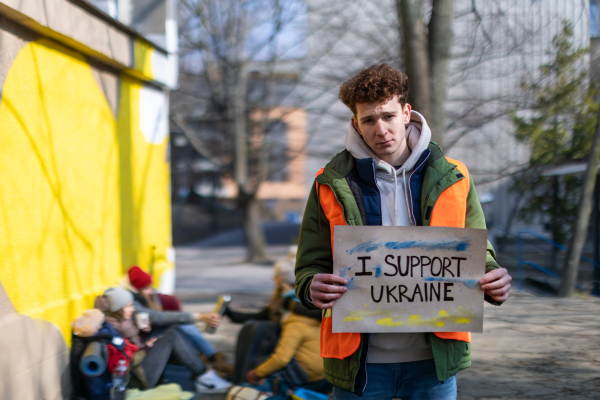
72, 246, 330, 400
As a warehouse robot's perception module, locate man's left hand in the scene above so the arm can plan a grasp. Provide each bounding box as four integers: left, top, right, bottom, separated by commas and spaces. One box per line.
479, 268, 512, 302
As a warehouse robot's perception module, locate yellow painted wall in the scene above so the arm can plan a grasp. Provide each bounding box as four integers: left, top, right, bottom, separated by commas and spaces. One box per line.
0, 38, 173, 346
133, 40, 155, 79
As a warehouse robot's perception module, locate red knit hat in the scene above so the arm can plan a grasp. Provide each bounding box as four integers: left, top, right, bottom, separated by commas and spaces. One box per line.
128, 265, 152, 290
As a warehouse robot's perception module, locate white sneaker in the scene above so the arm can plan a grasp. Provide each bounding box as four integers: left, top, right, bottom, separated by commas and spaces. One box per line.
195, 369, 232, 394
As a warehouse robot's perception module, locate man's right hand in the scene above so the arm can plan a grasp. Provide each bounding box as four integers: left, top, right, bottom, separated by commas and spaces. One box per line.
310, 274, 348, 309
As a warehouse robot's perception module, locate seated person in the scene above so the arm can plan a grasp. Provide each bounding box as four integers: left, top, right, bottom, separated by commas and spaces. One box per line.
224, 247, 321, 325
97, 287, 218, 392
228, 247, 323, 385
127, 265, 233, 378
237, 252, 329, 396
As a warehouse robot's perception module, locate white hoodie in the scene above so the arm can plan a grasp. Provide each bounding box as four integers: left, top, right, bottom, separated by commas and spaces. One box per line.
345, 110, 434, 363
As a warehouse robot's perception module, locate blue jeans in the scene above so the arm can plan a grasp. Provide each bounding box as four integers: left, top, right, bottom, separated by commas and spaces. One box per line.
175, 324, 217, 358
333, 359, 456, 400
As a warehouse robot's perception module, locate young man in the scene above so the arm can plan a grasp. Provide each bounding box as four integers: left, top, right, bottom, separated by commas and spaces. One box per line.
294, 64, 512, 400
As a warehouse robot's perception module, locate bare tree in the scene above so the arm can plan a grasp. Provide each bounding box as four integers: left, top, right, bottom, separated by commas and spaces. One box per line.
397, 0, 455, 145
559, 111, 600, 297
174, 0, 304, 261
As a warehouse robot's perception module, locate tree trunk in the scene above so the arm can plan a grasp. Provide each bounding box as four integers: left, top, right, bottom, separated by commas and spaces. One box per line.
238, 188, 268, 262
427, 0, 455, 145
558, 108, 600, 297
233, 67, 268, 261
234, 66, 249, 189
397, 0, 431, 122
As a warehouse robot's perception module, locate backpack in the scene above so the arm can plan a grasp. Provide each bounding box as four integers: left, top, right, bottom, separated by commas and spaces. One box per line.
70, 322, 128, 400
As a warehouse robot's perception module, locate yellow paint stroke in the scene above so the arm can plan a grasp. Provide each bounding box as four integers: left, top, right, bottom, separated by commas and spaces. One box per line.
343, 309, 402, 321
343, 308, 474, 328
344, 316, 364, 322
376, 317, 402, 327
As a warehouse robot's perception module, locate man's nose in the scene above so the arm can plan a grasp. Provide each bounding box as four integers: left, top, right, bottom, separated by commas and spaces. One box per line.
375, 120, 386, 136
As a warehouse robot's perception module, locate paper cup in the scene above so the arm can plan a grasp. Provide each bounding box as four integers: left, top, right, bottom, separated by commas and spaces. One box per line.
136, 312, 150, 330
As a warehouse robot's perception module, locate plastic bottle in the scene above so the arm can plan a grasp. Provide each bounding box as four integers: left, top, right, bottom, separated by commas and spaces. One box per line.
110, 359, 129, 400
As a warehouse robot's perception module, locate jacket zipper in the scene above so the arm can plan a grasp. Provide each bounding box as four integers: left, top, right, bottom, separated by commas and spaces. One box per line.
406, 153, 431, 225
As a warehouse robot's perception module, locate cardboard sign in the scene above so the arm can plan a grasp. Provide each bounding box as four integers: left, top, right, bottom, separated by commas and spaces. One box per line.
332, 226, 487, 333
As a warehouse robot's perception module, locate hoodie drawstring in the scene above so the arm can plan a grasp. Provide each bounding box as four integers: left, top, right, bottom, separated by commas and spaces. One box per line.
402, 169, 414, 226
393, 172, 398, 225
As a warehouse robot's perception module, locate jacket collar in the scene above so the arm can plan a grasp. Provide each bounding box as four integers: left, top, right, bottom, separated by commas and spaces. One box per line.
318, 141, 445, 186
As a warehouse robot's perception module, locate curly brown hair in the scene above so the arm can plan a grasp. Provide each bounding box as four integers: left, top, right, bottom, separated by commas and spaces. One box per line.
339, 63, 409, 116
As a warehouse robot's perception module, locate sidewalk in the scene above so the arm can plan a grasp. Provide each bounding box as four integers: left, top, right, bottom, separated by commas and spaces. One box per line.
177, 245, 600, 399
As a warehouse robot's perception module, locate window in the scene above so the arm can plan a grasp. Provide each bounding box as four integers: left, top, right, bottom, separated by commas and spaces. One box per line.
266, 121, 289, 182
591, 0, 600, 38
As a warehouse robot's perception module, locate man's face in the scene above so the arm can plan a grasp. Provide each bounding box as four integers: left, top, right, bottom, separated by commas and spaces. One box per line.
351, 96, 411, 165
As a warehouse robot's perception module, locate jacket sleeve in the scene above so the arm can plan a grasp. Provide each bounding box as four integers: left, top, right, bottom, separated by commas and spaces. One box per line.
133, 301, 195, 327
295, 182, 334, 310
224, 306, 271, 324
464, 172, 504, 306
287, 299, 322, 321
254, 321, 304, 378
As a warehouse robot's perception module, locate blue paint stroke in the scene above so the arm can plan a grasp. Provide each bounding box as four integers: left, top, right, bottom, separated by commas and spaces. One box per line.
374, 265, 382, 278
345, 277, 355, 290
385, 239, 471, 252
423, 276, 479, 290
348, 239, 471, 254
339, 269, 347, 278
347, 240, 381, 254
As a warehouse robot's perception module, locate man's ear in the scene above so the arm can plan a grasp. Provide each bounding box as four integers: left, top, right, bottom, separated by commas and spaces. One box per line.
351, 116, 361, 136
403, 103, 412, 124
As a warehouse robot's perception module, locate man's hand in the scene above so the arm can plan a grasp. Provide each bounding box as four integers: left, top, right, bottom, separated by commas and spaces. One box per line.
310, 274, 348, 309
480, 268, 512, 302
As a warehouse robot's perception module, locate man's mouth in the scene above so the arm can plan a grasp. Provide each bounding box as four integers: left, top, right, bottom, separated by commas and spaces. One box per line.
378, 140, 393, 146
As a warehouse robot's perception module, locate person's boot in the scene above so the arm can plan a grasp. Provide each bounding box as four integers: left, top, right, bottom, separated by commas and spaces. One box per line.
211, 352, 234, 379
200, 352, 234, 378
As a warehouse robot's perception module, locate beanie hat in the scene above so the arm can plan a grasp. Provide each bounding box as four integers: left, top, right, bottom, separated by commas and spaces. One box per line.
128, 265, 152, 290
103, 287, 134, 312
273, 245, 298, 286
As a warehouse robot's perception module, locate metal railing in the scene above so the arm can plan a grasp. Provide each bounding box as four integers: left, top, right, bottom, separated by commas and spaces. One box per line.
516, 230, 600, 294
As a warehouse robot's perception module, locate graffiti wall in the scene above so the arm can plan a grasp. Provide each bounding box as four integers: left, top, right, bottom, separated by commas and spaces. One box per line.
0, 3, 175, 397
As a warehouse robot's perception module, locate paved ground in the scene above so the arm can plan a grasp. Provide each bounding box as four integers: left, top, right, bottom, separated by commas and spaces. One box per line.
175, 244, 290, 301
457, 293, 600, 399
177, 245, 600, 399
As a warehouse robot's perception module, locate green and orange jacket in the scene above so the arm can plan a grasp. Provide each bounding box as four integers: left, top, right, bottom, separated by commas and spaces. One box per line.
294, 143, 502, 394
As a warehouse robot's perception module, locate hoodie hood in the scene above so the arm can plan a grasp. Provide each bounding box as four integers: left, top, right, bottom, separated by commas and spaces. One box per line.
345, 110, 432, 173
345, 110, 432, 227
